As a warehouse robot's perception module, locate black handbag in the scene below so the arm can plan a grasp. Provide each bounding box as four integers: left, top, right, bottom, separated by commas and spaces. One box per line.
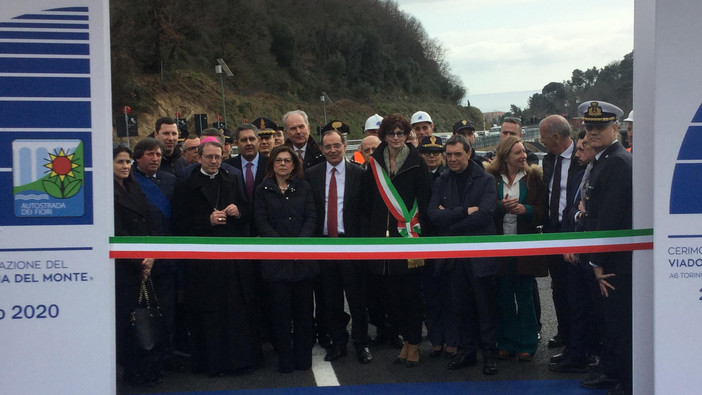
129, 277, 163, 352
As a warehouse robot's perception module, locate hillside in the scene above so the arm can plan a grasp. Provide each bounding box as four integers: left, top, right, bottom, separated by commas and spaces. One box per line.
109, 0, 480, 142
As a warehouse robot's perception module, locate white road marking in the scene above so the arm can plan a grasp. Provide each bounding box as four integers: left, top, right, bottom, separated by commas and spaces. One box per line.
311, 344, 339, 387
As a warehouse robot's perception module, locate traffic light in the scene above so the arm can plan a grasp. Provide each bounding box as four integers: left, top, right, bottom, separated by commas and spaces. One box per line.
115, 115, 137, 137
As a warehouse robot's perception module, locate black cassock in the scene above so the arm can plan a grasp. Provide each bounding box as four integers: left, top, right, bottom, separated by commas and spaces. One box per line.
172, 167, 261, 375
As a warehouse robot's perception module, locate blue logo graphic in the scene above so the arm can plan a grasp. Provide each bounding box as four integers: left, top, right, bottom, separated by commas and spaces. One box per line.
670, 103, 702, 213
0, 6, 93, 226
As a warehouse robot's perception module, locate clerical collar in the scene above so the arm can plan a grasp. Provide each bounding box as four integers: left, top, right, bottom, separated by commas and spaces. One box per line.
200, 168, 219, 179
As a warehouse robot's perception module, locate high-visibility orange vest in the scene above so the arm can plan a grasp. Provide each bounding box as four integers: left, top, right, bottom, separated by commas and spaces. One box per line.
353, 150, 365, 164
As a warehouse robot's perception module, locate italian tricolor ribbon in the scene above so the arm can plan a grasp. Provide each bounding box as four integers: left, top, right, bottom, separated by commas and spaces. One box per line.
369, 157, 421, 237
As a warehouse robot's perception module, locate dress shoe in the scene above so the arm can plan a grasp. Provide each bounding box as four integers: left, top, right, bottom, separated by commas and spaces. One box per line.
404, 344, 419, 368
498, 350, 514, 360
606, 382, 627, 395
547, 334, 565, 349
549, 359, 589, 373
447, 350, 477, 370
580, 372, 619, 389
550, 350, 568, 364
405, 359, 419, 368
318, 333, 333, 349
444, 350, 457, 359
392, 357, 406, 365
517, 352, 532, 362
587, 354, 600, 368
483, 356, 498, 375
123, 369, 157, 387
357, 347, 373, 364
324, 345, 348, 362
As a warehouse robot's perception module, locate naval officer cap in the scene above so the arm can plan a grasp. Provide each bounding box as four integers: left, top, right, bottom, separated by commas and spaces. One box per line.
578, 100, 624, 125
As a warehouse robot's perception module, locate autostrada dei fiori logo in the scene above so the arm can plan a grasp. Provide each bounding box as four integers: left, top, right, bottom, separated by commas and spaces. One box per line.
670, 103, 702, 214
13, 139, 86, 218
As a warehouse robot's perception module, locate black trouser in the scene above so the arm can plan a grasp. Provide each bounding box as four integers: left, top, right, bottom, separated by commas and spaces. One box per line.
367, 267, 398, 339
599, 265, 632, 390
565, 259, 601, 363
321, 260, 370, 348
450, 261, 498, 355
268, 280, 315, 372
386, 271, 424, 345
548, 254, 570, 342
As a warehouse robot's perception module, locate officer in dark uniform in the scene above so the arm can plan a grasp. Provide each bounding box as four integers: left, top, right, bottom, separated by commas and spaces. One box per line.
574, 100, 632, 394
452, 119, 485, 166
252, 117, 278, 156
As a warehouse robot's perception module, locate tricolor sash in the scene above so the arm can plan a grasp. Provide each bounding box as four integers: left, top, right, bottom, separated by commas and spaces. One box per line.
369, 157, 421, 238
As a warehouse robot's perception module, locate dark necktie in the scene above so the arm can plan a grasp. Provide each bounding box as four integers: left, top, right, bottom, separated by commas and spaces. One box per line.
550, 155, 562, 226
297, 149, 304, 162
245, 162, 254, 200
327, 168, 338, 237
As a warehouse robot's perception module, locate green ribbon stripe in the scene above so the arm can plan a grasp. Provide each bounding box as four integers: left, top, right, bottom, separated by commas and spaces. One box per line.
111, 228, 653, 246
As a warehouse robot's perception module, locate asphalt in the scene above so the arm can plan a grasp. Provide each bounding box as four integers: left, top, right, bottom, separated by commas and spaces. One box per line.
118, 277, 596, 394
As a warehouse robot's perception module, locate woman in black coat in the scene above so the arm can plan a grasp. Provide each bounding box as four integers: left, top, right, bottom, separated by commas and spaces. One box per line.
113, 146, 159, 387
254, 145, 318, 373
171, 141, 260, 377
363, 114, 430, 367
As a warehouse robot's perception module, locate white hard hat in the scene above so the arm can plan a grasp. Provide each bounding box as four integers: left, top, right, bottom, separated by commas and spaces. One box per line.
410, 111, 432, 125
364, 114, 383, 131
624, 110, 634, 122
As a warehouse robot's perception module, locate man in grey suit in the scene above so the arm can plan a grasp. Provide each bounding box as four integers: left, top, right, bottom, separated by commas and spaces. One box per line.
306, 123, 373, 364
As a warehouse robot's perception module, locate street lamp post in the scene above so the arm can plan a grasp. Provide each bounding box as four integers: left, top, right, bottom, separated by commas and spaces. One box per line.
215, 59, 234, 128
321, 91, 333, 125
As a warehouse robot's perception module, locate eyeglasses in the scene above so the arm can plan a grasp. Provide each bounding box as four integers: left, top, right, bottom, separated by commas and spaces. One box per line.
203, 154, 222, 161
387, 131, 405, 138
184, 146, 198, 152
275, 157, 293, 164
322, 143, 344, 150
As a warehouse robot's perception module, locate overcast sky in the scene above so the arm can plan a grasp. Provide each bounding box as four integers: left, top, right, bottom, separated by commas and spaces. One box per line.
395, 0, 634, 111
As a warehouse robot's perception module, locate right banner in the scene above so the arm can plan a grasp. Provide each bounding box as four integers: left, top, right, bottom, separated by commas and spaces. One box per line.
643, 1, 702, 393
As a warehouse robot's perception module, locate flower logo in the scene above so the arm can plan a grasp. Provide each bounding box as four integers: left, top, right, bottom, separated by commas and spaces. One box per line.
42, 148, 83, 199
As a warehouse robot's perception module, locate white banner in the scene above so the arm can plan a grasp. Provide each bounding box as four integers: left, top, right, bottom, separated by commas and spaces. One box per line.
0, 2, 113, 394
648, 1, 702, 393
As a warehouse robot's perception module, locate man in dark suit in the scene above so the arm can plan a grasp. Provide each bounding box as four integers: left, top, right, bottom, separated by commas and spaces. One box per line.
574, 101, 632, 394
306, 122, 373, 364
427, 135, 500, 375
225, 123, 268, 202
130, 137, 180, 372
539, 114, 585, 351
283, 110, 325, 169
282, 109, 328, 346
549, 131, 604, 374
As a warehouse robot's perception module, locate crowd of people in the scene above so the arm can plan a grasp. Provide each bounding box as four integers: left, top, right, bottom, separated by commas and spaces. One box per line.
113, 101, 634, 395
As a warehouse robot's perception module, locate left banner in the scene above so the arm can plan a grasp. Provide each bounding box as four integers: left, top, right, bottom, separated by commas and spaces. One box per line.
0, 2, 114, 394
